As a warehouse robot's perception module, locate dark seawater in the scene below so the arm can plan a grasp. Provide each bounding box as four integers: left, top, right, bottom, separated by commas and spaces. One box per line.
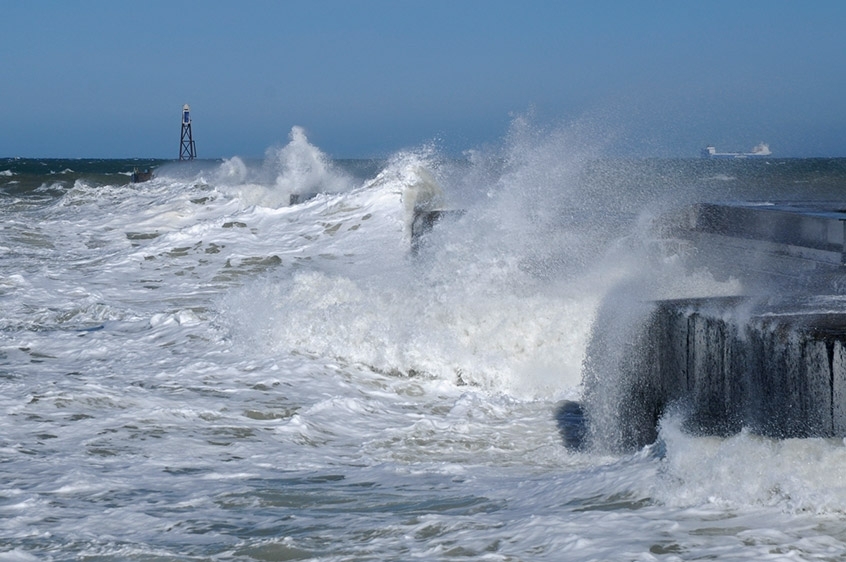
4, 146, 846, 560
0, 158, 167, 193
5, 156, 846, 197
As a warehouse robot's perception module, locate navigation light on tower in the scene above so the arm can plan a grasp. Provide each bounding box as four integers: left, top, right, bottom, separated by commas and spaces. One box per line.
179, 104, 197, 161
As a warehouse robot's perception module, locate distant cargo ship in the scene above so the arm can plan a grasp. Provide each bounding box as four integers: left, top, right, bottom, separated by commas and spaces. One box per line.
701, 143, 771, 159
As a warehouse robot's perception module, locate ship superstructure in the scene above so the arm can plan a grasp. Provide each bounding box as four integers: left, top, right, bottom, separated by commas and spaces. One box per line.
701, 143, 771, 159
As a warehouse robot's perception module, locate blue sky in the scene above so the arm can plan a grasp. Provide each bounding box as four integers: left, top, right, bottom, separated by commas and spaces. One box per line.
3, 1, 845, 158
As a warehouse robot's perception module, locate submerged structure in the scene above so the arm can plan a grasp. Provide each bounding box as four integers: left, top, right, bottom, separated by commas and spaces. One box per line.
179, 104, 197, 161
583, 202, 846, 450
131, 168, 153, 183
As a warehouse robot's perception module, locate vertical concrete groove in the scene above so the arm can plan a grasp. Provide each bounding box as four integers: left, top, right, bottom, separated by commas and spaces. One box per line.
588, 298, 846, 449
827, 340, 836, 435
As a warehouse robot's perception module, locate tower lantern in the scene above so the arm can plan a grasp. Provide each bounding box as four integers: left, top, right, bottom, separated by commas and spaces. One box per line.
179, 104, 197, 161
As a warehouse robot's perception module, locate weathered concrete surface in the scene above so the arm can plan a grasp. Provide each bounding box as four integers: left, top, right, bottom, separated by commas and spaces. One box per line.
582, 202, 846, 449
586, 297, 846, 450
661, 201, 846, 291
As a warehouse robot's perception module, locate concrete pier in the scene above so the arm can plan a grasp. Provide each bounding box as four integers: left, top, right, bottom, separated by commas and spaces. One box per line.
612, 298, 846, 448
583, 202, 846, 449
411, 209, 465, 254
661, 201, 846, 290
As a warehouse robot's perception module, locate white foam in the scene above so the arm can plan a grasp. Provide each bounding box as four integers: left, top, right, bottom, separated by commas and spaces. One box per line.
272, 127, 353, 192
657, 413, 846, 513
2, 123, 844, 560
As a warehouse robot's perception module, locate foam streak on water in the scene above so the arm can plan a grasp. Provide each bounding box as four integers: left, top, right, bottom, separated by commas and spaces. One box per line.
3, 126, 846, 560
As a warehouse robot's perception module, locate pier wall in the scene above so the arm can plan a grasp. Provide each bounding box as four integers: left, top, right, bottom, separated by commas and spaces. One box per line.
414, 201, 846, 448
661, 202, 846, 291
579, 202, 846, 450
584, 297, 846, 449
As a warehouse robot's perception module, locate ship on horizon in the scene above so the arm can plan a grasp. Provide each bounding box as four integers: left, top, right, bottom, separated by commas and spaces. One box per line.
701, 143, 772, 159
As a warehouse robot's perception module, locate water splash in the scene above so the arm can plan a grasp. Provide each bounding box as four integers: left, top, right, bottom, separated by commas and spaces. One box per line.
656, 412, 846, 513
155, 126, 357, 209
229, 117, 637, 399
265, 126, 354, 197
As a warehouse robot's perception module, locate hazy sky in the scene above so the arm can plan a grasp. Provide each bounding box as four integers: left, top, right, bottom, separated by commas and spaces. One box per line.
3, 1, 845, 159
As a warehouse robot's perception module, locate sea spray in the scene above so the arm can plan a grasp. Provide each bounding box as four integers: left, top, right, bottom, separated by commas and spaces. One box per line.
265, 126, 354, 197
7, 138, 846, 559
655, 411, 846, 512
359, 147, 445, 240
229, 117, 635, 399
150, 126, 357, 210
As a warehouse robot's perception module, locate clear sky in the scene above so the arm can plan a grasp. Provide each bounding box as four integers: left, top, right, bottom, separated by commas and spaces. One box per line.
3, 1, 845, 159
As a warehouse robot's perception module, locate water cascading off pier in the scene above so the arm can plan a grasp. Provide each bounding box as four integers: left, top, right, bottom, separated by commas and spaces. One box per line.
582, 201, 846, 450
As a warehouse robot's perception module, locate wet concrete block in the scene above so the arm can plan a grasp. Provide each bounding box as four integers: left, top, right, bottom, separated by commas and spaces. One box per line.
588, 297, 846, 449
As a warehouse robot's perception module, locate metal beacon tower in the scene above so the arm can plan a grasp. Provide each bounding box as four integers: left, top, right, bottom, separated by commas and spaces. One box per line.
179, 104, 197, 161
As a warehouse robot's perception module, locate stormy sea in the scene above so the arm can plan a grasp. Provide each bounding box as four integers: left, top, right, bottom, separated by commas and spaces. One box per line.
4, 123, 846, 560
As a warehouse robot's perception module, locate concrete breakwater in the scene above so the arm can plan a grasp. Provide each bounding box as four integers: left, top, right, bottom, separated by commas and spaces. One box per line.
581, 200, 846, 450
413, 202, 846, 448
583, 296, 846, 450
660, 201, 846, 291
